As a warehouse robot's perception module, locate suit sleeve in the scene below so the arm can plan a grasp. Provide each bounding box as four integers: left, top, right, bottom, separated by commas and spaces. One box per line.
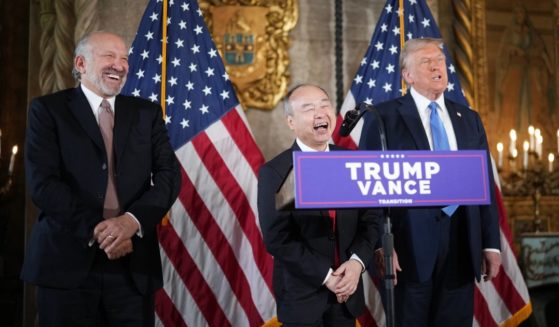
126, 104, 181, 234
473, 112, 501, 250
25, 98, 97, 237
257, 164, 332, 288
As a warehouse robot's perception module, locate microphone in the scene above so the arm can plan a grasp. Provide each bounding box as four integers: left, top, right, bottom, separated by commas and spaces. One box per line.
339, 102, 387, 151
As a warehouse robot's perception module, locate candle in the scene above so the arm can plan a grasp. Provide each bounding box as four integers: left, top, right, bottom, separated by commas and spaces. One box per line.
549, 153, 555, 173
509, 129, 517, 155
536, 134, 543, 159
496, 142, 503, 168
523, 141, 529, 170
8, 145, 17, 176
528, 126, 535, 151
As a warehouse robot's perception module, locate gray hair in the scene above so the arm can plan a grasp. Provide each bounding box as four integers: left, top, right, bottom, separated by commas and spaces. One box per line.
399, 37, 444, 73
283, 84, 330, 117
72, 31, 123, 81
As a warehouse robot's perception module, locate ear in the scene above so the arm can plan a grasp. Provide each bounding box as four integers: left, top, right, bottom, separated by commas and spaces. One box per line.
286, 115, 295, 130
402, 68, 413, 85
74, 55, 86, 75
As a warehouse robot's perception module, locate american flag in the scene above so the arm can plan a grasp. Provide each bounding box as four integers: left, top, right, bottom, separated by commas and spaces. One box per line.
121, 0, 276, 325
333, 1, 532, 326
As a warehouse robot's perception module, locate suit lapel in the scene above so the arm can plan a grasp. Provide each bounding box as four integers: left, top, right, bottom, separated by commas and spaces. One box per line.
68, 87, 105, 151
397, 93, 431, 150
445, 100, 468, 150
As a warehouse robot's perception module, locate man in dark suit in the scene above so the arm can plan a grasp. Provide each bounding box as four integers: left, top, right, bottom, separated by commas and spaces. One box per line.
359, 38, 501, 327
258, 84, 381, 326
22, 31, 180, 326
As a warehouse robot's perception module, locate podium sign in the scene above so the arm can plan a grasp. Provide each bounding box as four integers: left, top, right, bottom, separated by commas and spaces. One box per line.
293, 150, 490, 209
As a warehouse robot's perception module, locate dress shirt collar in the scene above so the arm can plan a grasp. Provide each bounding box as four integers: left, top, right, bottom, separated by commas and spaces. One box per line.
296, 138, 330, 152
80, 84, 116, 124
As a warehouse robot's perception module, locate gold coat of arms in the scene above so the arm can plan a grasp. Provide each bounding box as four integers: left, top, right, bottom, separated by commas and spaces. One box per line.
200, 0, 298, 110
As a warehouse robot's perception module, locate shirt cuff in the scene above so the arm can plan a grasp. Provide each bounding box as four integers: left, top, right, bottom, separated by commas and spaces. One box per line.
125, 212, 144, 238
483, 248, 500, 253
350, 254, 366, 272
323, 268, 334, 285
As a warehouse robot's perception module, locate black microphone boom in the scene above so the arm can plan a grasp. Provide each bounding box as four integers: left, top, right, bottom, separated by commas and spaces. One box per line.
339, 102, 387, 151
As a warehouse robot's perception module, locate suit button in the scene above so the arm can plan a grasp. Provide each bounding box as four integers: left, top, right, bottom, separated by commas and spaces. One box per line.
97, 193, 104, 199
102, 163, 107, 170
328, 233, 335, 240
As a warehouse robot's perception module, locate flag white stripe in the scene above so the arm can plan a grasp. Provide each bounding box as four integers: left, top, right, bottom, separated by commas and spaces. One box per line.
175, 142, 275, 320
203, 124, 276, 318
363, 274, 386, 326
159, 225, 209, 327
170, 199, 251, 326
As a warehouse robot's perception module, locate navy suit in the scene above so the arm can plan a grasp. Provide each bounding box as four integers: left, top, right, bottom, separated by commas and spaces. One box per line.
22, 87, 180, 323
359, 93, 500, 326
257, 143, 381, 325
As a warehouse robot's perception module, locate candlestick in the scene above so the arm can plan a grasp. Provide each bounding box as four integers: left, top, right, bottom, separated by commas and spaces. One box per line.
549, 153, 555, 173
523, 141, 529, 170
509, 129, 517, 156
528, 125, 535, 151
497, 142, 503, 168
8, 145, 17, 176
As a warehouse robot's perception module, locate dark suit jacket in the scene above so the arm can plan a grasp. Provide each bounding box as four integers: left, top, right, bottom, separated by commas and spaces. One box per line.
257, 142, 381, 324
359, 92, 500, 283
21, 86, 181, 294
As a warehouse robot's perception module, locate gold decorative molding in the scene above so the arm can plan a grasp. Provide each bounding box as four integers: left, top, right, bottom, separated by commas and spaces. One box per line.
451, 0, 489, 121
199, 0, 298, 110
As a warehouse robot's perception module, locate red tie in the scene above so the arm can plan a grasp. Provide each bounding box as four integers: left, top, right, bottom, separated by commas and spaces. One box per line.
328, 210, 340, 268
99, 99, 120, 218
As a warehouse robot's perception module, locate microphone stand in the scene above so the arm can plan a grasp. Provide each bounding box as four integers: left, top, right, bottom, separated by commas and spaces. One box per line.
340, 104, 395, 327
368, 106, 395, 327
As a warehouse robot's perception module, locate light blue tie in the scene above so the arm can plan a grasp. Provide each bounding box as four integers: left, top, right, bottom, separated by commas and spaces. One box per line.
429, 102, 458, 216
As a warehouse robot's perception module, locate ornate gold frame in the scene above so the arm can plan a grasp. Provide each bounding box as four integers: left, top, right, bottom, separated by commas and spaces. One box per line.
199, 0, 298, 111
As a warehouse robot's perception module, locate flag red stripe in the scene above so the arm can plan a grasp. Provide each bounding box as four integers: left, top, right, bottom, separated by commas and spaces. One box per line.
177, 163, 264, 325
358, 308, 378, 327
487, 185, 527, 314
494, 185, 515, 253
474, 286, 499, 327
221, 108, 265, 176
158, 222, 231, 326
489, 266, 526, 315
192, 132, 274, 292
154, 287, 188, 327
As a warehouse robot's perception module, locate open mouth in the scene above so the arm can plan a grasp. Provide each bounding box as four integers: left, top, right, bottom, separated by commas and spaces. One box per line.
314, 122, 329, 131
432, 74, 442, 81
106, 73, 121, 81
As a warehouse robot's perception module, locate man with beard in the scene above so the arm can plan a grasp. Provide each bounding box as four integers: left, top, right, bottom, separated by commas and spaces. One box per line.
21, 31, 180, 326
258, 84, 381, 326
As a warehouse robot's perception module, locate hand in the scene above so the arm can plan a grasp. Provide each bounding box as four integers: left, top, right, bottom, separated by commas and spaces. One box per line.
333, 259, 362, 300
482, 251, 501, 281
106, 238, 133, 260
374, 248, 402, 285
94, 213, 139, 254
325, 273, 342, 294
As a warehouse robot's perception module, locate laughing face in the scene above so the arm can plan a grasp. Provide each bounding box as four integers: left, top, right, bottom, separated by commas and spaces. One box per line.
402, 43, 448, 100
286, 85, 336, 151
75, 33, 129, 98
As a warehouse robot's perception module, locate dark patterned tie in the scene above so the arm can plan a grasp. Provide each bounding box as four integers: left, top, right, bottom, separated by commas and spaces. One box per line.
429, 102, 458, 216
99, 99, 120, 218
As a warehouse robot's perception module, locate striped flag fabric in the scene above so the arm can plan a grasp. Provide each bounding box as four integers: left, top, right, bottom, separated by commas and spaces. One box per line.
333, 0, 532, 326
121, 0, 276, 325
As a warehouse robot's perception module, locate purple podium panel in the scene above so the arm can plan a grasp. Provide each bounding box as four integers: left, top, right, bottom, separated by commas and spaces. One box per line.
293, 150, 490, 209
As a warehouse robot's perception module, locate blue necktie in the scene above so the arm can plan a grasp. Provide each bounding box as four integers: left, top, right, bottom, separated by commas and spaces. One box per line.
429, 102, 458, 216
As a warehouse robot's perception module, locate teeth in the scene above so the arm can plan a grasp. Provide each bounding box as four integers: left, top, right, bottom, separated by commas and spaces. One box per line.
107, 74, 120, 80
314, 122, 328, 129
